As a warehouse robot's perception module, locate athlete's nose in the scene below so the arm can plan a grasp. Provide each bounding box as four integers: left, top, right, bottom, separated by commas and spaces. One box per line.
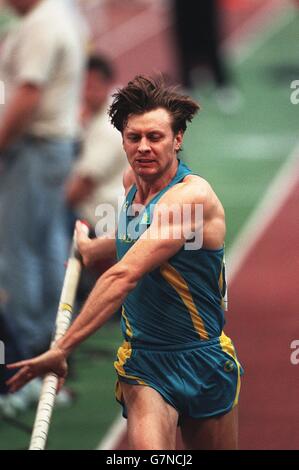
137, 137, 150, 154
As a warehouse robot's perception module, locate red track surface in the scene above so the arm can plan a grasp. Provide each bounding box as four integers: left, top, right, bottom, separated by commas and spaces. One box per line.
82, 0, 271, 85
227, 177, 299, 450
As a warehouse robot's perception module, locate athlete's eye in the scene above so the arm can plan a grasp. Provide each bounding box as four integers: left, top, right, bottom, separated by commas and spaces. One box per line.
127, 134, 140, 142
149, 133, 162, 142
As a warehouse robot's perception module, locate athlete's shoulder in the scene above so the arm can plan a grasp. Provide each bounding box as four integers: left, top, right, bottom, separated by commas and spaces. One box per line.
184, 174, 214, 197
161, 174, 215, 205
158, 174, 225, 224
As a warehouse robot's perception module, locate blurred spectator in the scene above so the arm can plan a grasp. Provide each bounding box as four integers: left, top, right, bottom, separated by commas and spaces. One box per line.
62, 0, 90, 41
0, 0, 86, 410
172, 0, 242, 112
65, 54, 127, 233
65, 54, 128, 300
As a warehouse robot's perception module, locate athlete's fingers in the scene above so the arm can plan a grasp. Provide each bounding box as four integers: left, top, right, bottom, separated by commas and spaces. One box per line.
6, 365, 34, 392
76, 220, 90, 242
75, 220, 91, 265
6, 359, 32, 370
57, 376, 65, 394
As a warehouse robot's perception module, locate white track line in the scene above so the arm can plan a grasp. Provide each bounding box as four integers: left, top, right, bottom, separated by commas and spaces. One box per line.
225, 0, 296, 65
91, 4, 168, 60
96, 2, 297, 451
97, 414, 127, 451
227, 141, 299, 282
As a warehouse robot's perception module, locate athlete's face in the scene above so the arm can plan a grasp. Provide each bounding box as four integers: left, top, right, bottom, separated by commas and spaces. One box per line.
123, 108, 183, 180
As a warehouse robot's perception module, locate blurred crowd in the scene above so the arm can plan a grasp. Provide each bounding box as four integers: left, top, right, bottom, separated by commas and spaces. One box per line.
0, 0, 126, 417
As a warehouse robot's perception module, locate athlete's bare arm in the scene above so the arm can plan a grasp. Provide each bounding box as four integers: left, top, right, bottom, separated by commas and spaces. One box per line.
6, 177, 222, 391
181, 175, 226, 249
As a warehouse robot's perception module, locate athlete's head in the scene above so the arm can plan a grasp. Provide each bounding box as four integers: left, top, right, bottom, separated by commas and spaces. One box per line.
108, 74, 200, 135
109, 75, 199, 180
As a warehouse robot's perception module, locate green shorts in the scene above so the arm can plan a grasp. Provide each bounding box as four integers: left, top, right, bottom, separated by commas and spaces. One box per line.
114, 332, 243, 420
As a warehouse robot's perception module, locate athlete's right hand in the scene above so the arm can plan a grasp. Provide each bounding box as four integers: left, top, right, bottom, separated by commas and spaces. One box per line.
76, 220, 93, 267
6, 347, 68, 393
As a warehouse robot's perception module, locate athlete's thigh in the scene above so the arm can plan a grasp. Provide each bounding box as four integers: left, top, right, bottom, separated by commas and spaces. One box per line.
120, 382, 179, 450
180, 405, 238, 450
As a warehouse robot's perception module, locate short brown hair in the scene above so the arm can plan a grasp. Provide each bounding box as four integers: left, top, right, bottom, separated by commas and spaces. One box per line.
109, 75, 200, 134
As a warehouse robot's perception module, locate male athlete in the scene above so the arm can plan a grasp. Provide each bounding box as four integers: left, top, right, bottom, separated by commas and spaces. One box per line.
7, 75, 242, 450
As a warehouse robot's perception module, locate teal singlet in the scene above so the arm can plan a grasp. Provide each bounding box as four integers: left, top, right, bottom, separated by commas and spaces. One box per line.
116, 160, 227, 348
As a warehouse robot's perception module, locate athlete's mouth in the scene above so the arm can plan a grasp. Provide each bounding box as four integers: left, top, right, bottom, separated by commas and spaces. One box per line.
135, 158, 156, 164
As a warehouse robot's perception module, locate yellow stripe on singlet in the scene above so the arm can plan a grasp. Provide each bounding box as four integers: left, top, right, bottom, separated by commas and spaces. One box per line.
219, 331, 241, 407
218, 262, 225, 310
121, 306, 133, 338
160, 262, 209, 340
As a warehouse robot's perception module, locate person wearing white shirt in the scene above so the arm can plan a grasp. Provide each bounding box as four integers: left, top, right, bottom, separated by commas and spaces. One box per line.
0, 0, 86, 399
66, 54, 127, 232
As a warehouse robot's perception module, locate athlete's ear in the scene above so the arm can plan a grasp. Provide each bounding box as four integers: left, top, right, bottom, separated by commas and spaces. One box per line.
174, 130, 183, 152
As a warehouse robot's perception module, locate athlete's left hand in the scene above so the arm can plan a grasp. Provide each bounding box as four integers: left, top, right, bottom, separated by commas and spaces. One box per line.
6, 347, 68, 393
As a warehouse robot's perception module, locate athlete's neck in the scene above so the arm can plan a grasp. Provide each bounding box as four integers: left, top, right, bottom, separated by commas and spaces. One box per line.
134, 158, 178, 205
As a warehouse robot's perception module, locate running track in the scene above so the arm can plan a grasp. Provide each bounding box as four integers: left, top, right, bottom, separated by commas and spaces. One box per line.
81, 0, 275, 86
227, 151, 299, 450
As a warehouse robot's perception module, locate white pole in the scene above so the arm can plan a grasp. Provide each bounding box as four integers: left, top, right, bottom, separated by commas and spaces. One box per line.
29, 221, 89, 450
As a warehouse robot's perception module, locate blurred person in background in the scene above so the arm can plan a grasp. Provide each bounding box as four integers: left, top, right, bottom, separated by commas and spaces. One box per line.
65, 53, 127, 303
172, 0, 242, 113
65, 54, 127, 236
62, 0, 90, 41
0, 0, 86, 414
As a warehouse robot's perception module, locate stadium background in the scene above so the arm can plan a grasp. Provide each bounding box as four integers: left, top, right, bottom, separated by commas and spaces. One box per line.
0, 0, 298, 450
